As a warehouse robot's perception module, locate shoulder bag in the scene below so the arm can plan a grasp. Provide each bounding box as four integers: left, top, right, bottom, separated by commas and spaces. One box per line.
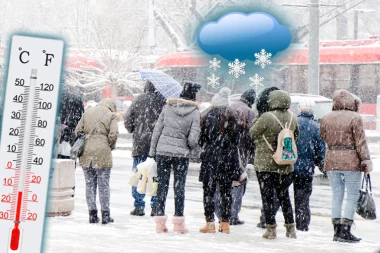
356, 174, 377, 220
70, 112, 110, 160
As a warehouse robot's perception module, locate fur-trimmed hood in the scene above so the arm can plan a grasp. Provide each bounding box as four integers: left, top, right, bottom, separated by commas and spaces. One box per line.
166, 98, 199, 116
332, 89, 356, 112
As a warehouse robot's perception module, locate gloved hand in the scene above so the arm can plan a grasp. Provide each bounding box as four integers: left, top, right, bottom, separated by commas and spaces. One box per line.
361, 160, 373, 175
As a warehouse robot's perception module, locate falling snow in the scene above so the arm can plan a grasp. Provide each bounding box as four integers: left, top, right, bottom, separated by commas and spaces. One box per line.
254, 49, 272, 69
249, 74, 264, 91
228, 59, 246, 78
207, 74, 220, 88
209, 58, 221, 71
44, 142, 380, 252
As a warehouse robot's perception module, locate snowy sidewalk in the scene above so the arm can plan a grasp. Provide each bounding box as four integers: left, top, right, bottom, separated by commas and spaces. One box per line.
43, 157, 380, 253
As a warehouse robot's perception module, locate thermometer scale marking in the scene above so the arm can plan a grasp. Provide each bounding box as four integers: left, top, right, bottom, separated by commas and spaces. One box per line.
10, 70, 39, 251
0, 35, 64, 253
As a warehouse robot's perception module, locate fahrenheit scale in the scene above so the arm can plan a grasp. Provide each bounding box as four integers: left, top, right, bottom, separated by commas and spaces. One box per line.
0, 35, 64, 252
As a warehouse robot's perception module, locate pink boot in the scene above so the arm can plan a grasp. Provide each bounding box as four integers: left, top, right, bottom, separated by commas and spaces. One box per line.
172, 216, 188, 234
154, 215, 168, 233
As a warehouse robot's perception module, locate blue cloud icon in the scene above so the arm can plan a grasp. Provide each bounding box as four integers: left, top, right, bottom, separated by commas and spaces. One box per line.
197, 12, 291, 61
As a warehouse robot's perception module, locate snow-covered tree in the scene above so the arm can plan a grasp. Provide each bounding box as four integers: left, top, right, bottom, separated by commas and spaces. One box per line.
60, 0, 148, 100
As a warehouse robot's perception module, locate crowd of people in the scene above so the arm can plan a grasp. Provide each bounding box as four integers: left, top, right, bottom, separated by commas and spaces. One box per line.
61, 80, 373, 243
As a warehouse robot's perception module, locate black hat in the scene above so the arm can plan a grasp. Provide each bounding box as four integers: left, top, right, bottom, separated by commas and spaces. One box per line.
144, 80, 156, 93
241, 89, 256, 106
180, 82, 201, 101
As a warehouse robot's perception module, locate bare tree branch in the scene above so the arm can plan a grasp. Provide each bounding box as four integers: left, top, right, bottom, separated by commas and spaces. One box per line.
154, 8, 188, 50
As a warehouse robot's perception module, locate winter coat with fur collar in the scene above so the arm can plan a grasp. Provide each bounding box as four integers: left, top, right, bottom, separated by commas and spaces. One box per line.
149, 98, 201, 158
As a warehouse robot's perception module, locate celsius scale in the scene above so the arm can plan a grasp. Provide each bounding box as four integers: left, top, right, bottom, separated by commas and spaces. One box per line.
0, 35, 64, 252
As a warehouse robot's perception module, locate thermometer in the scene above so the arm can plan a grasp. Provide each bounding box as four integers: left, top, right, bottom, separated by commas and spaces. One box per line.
0, 35, 64, 253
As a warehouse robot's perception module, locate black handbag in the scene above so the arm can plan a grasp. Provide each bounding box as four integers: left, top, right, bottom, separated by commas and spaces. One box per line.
70, 112, 110, 160
356, 174, 377, 220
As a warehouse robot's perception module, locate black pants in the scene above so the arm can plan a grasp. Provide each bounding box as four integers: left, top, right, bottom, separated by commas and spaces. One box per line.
256, 172, 294, 225
203, 179, 232, 222
215, 183, 246, 221
155, 155, 189, 217
293, 173, 313, 230
259, 190, 280, 224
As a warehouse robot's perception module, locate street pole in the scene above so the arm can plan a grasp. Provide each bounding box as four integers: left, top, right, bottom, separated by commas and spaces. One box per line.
148, 0, 156, 67
354, 9, 359, 40
308, 0, 320, 95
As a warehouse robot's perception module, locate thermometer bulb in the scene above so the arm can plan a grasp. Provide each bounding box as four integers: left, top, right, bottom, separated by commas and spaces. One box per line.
10, 191, 23, 250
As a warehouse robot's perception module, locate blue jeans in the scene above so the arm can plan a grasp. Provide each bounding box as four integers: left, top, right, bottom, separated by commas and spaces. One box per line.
327, 170, 361, 220
132, 156, 157, 210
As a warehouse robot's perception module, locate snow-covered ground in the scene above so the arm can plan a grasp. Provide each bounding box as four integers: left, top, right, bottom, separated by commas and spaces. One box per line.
43, 156, 380, 253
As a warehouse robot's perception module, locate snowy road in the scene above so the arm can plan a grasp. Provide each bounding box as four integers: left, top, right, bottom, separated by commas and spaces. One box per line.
43, 157, 380, 253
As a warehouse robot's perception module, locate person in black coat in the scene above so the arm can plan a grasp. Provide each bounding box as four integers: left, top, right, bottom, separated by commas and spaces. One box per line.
198, 87, 241, 234
124, 81, 166, 217
59, 89, 85, 198
293, 98, 326, 231
60, 90, 85, 145
214, 89, 256, 226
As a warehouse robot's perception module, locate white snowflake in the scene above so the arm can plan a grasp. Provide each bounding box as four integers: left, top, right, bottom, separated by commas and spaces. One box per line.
228, 59, 246, 78
209, 58, 221, 71
249, 74, 264, 91
207, 74, 220, 88
254, 49, 272, 69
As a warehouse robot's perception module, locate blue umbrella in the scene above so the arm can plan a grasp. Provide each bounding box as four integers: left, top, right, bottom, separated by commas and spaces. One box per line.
138, 68, 182, 99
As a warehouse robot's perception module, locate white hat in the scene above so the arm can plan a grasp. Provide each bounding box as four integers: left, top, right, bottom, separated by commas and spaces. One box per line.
298, 98, 315, 114
212, 87, 231, 107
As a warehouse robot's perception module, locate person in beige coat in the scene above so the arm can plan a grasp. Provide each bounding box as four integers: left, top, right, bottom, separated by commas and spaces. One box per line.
320, 89, 372, 243
75, 98, 119, 224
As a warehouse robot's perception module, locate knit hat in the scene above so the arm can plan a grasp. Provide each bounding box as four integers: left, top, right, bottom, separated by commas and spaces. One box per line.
298, 98, 315, 114
212, 87, 231, 107
180, 82, 201, 101
241, 89, 256, 106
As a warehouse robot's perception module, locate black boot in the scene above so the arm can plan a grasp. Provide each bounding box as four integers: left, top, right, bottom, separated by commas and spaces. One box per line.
256, 222, 266, 228
89, 210, 99, 224
336, 218, 361, 243
101, 211, 114, 224
257, 210, 266, 228
230, 218, 245, 225
150, 207, 156, 217
130, 208, 145, 216
332, 218, 341, 241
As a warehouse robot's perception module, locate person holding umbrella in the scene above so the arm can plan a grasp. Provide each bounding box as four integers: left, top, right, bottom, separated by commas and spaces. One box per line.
149, 82, 201, 233
124, 80, 166, 217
